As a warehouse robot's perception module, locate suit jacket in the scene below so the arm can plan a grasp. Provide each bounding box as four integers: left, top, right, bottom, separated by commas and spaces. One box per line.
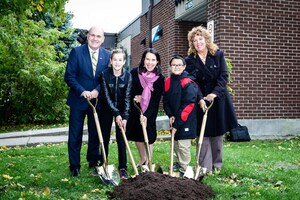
64, 44, 111, 110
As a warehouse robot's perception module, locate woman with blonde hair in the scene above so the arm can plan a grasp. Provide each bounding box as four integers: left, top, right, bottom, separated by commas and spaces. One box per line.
185, 26, 238, 174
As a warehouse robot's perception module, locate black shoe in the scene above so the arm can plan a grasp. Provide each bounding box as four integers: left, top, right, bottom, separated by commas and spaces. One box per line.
119, 168, 128, 180
173, 162, 180, 172
71, 168, 80, 177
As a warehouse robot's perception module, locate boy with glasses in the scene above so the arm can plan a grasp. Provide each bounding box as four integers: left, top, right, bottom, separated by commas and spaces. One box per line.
163, 55, 204, 176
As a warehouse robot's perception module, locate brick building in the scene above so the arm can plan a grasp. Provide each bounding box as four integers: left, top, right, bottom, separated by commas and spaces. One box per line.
118, 0, 300, 138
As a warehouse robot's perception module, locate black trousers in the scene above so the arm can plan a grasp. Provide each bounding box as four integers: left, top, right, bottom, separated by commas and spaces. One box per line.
99, 109, 127, 170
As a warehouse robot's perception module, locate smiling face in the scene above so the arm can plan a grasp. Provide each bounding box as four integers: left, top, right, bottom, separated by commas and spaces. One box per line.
110, 52, 126, 75
144, 52, 158, 72
170, 58, 186, 75
192, 34, 207, 53
87, 26, 105, 51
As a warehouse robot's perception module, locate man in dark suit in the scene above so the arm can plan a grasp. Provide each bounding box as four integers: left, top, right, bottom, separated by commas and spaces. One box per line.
64, 26, 111, 177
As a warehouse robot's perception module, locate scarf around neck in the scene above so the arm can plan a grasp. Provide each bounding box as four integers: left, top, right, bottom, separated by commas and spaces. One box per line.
138, 71, 159, 113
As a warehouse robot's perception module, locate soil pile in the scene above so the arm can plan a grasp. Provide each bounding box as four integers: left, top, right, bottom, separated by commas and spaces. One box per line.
107, 172, 214, 200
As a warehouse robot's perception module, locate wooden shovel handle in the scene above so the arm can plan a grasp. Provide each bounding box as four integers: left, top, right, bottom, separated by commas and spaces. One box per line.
196, 100, 214, 166
134, 101, 153, 171
120, 126, 139, 176
87, 99, 107, 165
169, 132, 174, 176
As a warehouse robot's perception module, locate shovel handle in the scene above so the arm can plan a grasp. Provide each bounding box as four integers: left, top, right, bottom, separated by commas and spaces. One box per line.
169, 132, 174, 176
141, 120, 153, 171
134, 101, 153, 171
87, 99, 108, 165
196, 100, 214, 166
120, 127, 139, 176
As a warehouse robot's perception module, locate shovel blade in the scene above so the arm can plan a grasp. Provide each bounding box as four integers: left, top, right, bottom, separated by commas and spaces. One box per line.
96, 165, 120, 186
151, 164, 163, 173
194, 166, 207, 181
140, 164, 163, 174
183, 166, 194, 179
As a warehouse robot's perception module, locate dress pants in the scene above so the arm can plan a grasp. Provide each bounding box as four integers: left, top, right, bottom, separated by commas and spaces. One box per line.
199, 135, 223, 172
68, 107, 101, 171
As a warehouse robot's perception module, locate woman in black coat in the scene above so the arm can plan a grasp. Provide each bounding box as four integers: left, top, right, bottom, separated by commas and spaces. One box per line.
126, 48, 164, 167
185, 26, 238, 173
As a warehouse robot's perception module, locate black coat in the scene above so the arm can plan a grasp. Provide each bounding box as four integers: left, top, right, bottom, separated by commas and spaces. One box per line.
126, 67, 165, 144
185, 50, 238, 137
163, 72, 198, 140
99, 67, 132, 120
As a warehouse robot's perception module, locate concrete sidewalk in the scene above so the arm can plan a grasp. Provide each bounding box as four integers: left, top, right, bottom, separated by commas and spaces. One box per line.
0, 116, 170, 147
1, 117, 299, 147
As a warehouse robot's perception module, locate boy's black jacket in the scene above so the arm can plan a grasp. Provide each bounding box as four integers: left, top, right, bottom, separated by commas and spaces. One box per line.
163, 71, 199, 140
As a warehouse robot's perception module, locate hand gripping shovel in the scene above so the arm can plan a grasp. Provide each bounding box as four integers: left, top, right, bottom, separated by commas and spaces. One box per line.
120, 126, 139, 177
87, 99, 119, 186
183, 100, 214, 180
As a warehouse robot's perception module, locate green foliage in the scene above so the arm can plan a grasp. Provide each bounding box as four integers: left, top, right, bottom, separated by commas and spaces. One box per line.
0, 0, 74, 125
226, 58, 234, 95
0, 0, 68, 25
0, 137, 299, 199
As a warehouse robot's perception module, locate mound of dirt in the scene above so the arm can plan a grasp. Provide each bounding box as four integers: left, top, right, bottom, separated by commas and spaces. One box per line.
107, 172, 214, 200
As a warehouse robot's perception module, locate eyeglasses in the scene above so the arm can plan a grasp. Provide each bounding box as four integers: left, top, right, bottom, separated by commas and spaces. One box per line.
171, 64, 184, 67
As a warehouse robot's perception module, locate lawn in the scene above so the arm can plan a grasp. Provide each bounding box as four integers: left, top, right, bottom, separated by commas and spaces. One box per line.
0, 137, 299, 199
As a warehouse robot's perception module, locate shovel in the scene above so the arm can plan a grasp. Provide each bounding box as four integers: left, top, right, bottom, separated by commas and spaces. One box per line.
184, 100, 214, 180
133, 101, 161, 173
168, 131, 181, 177
120, 126, 139, 176
87, 99, 119, 186
169, 132, 174, 176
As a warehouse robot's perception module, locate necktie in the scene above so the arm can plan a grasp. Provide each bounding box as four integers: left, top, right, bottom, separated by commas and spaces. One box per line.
92, 51, 98, 76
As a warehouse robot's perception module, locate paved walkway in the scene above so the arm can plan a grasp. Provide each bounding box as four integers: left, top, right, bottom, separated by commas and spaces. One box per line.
0, 116, 170, 147
1, 117, 299, 147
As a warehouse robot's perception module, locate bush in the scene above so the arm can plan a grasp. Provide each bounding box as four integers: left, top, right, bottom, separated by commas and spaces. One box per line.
0, 14, 69, 125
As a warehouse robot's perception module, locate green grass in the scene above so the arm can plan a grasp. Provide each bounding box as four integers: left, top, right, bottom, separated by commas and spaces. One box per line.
0, 137, 299, 199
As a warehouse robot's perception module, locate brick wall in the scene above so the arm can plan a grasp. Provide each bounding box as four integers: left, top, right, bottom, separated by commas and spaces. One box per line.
131, 35, 142, 68
130, 0, 300, 120
207, 0, 300, 119
131, 0, 199, 76
131, 0, 176, 75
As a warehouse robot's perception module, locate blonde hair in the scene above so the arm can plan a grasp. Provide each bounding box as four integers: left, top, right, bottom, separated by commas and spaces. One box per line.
110, 48, 126, 60
187, 26, 218, 56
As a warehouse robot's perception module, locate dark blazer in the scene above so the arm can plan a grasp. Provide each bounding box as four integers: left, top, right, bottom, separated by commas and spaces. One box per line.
163, 72, 198, 140
126, 67, 165, 144
64, 44, 111, 110
185, 50, 238, 137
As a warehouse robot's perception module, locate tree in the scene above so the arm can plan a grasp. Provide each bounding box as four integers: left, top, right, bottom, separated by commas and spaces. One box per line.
0, 0, 75, 125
